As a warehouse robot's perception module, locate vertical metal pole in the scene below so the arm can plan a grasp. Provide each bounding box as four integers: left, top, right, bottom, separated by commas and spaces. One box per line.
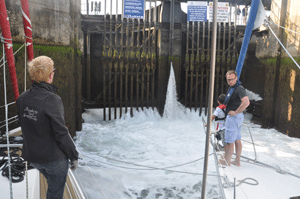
136, 16, 140, 110
114, 0, 118, 119
87, 33, 91, 101
233, 3, 237, 66
169, 0, 175, 61
184, 21, 189, 107
227, 3, 232, 91
201, 0, 218, 198
120, 0, 124, 118
3, 44, 13, 199
86, 0, 89, 15
146, 1, 151, 109
24, 41, 27, 91
125, 17, 129, 113
234, 178, 236, 199
190, 21, 194, 110
26, 161, 28, 199
151, 0, 156, 110
108, 0, 113, 120
195, 21, 200, 111
142, 0, 146, 109
130, 17, 134, 116
103, 0, 107, 120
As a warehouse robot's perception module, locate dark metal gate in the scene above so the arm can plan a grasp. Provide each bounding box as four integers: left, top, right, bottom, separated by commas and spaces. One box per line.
82, 1, 160, 120
180, 3, 239, 114
82, 1, 244, 120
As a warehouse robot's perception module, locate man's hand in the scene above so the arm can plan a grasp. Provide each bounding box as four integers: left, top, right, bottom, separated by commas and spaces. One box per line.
228, 110, 237, 117
70, 160, 79, 171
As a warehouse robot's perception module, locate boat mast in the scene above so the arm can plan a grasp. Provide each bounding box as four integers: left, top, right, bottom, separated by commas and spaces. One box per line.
21, 0, 34, 61
0, 0, 19, 101
201, 0, 218, 198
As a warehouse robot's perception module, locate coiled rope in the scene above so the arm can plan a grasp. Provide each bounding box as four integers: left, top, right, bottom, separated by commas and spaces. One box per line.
222, 176, 259, 188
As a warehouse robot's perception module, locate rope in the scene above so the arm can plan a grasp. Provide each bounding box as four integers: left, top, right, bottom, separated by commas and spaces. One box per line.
223, 176, 259, 188
270, 21, 300, 36
80, 155, 108, 199
265, 20, 300, 70
80, 152, 219, 177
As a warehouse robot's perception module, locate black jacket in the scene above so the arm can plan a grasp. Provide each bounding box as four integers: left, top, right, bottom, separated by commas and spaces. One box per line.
16, 82, 78, 163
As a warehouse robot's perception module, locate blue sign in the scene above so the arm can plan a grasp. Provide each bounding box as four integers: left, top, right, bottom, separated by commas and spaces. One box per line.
187, 1, 207, 22
124, 0, 144, 19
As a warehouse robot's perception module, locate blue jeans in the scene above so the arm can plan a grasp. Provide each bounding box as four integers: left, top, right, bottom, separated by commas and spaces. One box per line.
31, 157, 69, 199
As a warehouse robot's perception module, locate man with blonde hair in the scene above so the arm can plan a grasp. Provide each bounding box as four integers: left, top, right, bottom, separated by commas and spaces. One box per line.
17, 56, 79, 199
220, 70, 249, 166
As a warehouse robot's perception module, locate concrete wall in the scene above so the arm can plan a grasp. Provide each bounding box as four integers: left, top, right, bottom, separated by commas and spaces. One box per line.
257, 0, 300, 137
256, 0, 300, 58
0, 0, 83, 136
6, 0, 83, 46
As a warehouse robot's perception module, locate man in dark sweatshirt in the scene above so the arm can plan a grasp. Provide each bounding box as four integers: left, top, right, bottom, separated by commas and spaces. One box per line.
17, 56, 79, 199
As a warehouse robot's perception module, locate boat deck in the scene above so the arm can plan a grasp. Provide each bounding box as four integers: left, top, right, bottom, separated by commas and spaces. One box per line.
1, 128, 84, 199
40, 173, 79, 199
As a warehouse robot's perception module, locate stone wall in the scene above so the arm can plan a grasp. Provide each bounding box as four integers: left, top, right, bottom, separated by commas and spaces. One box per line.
257, 0, 300, 137
0, 0, 82, 136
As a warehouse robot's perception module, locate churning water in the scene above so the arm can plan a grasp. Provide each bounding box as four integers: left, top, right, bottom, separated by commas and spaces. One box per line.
74, 63, 300, 199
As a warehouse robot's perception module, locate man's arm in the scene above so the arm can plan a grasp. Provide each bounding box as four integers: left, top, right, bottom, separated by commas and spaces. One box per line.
228, 96, 250, 116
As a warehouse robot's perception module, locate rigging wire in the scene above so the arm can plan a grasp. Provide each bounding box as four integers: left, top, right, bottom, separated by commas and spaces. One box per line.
265, 20, 300, 70
0, 115, 18, 125
80, 155, 108, 199
79, 150, 220, 177
0, 43, 25, 68
270, 21, 300, 36
0, 102, 15, 109
0, 118, 18, 130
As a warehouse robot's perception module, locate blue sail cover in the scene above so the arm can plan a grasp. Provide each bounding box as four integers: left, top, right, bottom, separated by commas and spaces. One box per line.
224, 0, 260, 105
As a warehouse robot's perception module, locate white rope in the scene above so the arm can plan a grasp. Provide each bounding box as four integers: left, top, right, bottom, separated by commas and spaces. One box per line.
80, 151, 219, 177
270, 21, 300, 36
3, 43, 13, 199
265, 20, 300, 70
21, 8, 32, 26
80, 155, 108, 199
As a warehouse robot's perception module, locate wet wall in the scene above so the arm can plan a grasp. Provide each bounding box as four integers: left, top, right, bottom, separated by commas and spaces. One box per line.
0, 0, 82, 137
